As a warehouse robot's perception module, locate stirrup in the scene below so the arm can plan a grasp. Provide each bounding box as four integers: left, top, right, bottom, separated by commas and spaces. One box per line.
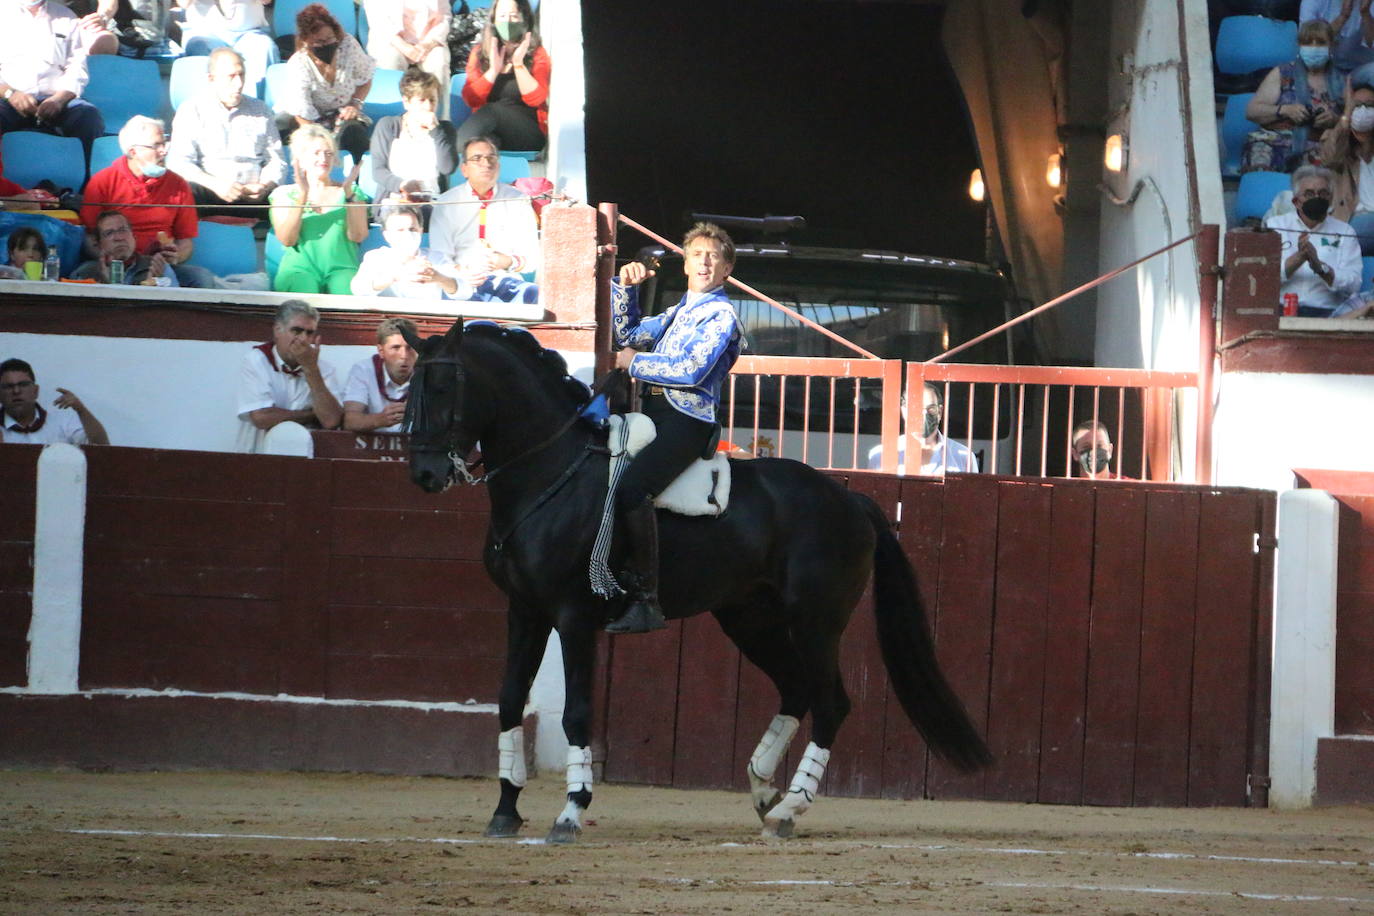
605, 596, 667, 634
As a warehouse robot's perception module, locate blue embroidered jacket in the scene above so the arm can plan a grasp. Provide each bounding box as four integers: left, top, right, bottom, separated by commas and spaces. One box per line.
611, 279, 742, 423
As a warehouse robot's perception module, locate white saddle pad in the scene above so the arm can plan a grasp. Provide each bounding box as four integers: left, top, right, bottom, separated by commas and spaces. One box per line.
609, 413, 730, 517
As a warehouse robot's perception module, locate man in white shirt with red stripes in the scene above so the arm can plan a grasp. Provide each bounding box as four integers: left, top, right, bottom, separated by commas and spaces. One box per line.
235, 299, 343, 454
1, 357, 108, 446
342, 317, 417, 433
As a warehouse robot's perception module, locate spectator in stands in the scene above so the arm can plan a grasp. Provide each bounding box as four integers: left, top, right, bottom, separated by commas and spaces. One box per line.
429, 136, 539, 303
351, 204, 460, 298
1317, 64, 1374, 218
168, 47, 286, 219
370, 67, 459, 203
2, 226, 48, 279
1245, 19, 1345, 169
268, 122, 369, 294
235, 299, 343, 454
1071, 420, 1126, 480
72, 209, 178, 285
0, 0, 106, 160
362, 0, 451, 117
275, 2, 375, 162
81, 115, 217, 289
1265, 164, 1362, 314
342, 316, 418, 433
1301, 0, 1374, 72
865, 382, 978, 475
456, 0, 549, 152
176, 0, 278, 93
0, 357, 109, 445
65, 0, 117, 55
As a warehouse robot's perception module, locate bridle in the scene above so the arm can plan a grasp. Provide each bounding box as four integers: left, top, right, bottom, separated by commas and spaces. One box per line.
407, 356, 617, 490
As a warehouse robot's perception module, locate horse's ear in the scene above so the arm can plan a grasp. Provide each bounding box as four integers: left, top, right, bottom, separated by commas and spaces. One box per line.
400, 325, 424, 352
443, 318, 466, 346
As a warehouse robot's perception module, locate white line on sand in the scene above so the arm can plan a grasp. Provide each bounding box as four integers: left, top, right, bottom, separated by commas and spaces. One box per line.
988, 881, 1374, 905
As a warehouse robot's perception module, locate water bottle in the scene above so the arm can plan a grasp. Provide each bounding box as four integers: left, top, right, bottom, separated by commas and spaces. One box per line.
42, 246, 60, 282
108, 258, 124, 285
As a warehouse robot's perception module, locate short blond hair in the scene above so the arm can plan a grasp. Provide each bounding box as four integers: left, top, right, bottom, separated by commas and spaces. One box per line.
377, 317, 418, 345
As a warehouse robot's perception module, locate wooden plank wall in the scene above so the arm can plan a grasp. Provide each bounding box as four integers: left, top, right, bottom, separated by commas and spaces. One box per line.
0, 445, 39, 688
80, 448, 506, 704
599, 473, 1276, 807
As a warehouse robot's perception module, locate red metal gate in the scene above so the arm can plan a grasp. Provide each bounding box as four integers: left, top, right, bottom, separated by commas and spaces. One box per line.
593, 472, 1276, 807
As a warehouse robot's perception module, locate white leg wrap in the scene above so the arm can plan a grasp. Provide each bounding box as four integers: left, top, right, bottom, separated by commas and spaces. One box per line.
749, 714, 801, 782
769, 742, 831, 822
565, 745, 593, 795
498, 726, 527, 788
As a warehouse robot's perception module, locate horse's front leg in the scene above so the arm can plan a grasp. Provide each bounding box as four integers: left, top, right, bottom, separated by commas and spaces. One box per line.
546, 608, 597, 844
484, 602, 552, 838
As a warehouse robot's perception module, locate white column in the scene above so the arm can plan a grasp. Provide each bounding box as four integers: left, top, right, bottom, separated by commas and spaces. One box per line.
26, 443, 87, 694
1269, 489, 1338, 809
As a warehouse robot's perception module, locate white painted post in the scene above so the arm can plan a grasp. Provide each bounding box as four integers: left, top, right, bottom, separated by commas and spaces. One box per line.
26, 443, 87, 694
1269, 489, 1338, 809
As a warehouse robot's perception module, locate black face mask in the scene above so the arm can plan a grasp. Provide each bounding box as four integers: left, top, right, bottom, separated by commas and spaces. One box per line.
312, 42, 338, 64
922, 410, 940, 438
1300, 195, 1330, 222
1078, 448, 1111, 475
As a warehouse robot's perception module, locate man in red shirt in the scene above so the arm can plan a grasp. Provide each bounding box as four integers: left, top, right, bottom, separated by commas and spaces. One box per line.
80, 115, 215, 288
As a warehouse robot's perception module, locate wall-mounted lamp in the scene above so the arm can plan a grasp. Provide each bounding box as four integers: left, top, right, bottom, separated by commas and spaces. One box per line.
1046, 152, 1063, 189
968, 168, 985, 202
1104, 133, 1128, 172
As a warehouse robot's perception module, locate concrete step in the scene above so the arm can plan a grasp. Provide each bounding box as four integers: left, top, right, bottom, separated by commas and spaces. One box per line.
1316, 735, 1374, 805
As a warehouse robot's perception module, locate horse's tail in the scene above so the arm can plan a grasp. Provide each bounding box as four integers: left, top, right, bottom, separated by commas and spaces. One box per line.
860, 495, 993, 772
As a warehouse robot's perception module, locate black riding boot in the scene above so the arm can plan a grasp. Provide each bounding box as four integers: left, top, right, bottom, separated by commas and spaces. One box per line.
605, 500, 667, 634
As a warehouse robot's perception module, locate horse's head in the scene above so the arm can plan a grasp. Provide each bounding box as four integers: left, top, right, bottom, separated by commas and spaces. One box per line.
403, 319, 477, 493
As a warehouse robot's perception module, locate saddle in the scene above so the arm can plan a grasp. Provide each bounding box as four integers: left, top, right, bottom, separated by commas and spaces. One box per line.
609, 413, 730, 517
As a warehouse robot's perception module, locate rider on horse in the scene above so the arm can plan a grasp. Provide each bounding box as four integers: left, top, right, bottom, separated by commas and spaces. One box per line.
605, 222, 743, 634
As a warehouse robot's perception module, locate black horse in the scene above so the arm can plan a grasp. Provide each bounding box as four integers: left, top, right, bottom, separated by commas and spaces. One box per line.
403, 320, 990, 841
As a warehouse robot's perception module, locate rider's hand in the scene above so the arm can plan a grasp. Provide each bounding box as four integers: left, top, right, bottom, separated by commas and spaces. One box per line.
618, 261, 655, 286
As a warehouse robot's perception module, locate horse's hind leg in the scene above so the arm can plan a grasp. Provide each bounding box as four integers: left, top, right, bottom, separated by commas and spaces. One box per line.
714, 606, 809, 822
761, 610, 853, 839
485, 605, 552, 838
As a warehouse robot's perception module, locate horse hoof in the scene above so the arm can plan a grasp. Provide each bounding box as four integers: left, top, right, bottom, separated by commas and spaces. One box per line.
483, 814, 524, 838
754, 790, 782, 823
761, 817, 794, 840
546, 821, 581, 844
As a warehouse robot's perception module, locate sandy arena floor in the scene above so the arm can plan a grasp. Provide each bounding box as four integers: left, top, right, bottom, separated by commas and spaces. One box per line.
2, 770, 1373, 914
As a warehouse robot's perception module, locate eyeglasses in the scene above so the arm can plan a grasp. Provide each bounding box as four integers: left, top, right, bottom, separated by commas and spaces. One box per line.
0, 380, 34, 392
99, 226, 132, 239
131, 142, 167, 152
465, 154, 499, 165
1297, 188, 1332, 200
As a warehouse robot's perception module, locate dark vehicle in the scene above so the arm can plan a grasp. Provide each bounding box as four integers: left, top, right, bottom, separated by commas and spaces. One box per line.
631, 235, 1026, 468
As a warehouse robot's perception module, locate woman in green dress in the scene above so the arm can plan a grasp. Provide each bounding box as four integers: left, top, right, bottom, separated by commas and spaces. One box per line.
270, 123, 370, 294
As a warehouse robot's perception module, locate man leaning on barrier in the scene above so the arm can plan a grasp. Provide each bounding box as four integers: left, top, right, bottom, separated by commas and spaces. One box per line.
1, 357, 108, 445
1265, 164, 1361, 317
235, 299, 343, 455
342, 316, 417, 433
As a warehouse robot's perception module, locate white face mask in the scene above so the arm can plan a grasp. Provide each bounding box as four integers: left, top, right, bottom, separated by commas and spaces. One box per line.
385, 229, 422, 258
1352, 105, 1374, 134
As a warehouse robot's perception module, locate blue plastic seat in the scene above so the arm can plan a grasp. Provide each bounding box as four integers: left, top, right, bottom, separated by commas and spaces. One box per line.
88, 134, 124, 175
1234, 170, 1292, 223
265, 231, 285, 283
85, 55, 166, 135
1221, 93, 1259, 178
499, 155, 531, 180
1349, 211, 1374, 256
1214, 16, 1298, 75
273, 0, 356, 40
1, 133, 84, 192
169, 56, 211, 111
359, 222, 386, 256
187, 220, 259, 276
1362, 255, 1374, 291
357, 4, 369, 46
362, 68, 405, 122
448, 73, 472, 125
263, 62, 292, 112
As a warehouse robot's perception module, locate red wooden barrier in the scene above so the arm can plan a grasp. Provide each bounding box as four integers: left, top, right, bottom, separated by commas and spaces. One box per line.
0, 445, 39, 688
597, 473, 1276, 807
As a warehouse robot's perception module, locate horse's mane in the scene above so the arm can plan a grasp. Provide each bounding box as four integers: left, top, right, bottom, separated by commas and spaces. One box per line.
463, 321, 592, 410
